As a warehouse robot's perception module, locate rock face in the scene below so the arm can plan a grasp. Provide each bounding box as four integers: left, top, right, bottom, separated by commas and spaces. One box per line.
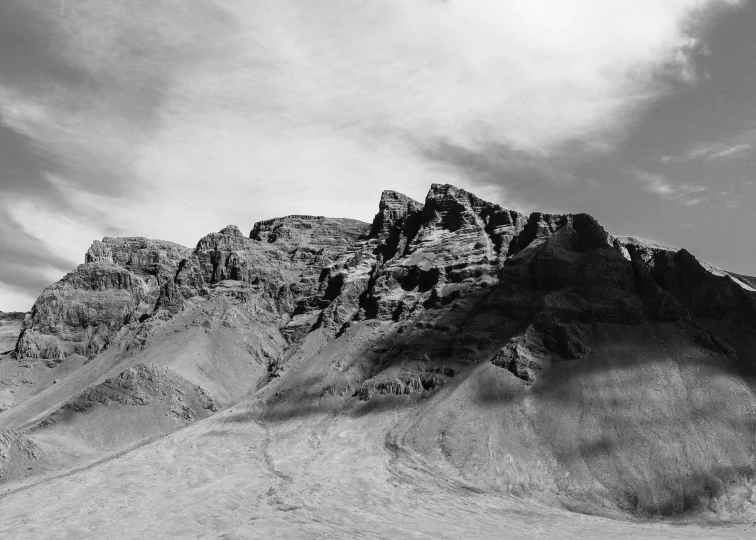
14, 216, 373, 361
363, 184, 530, 321
15, 238, 192, 359
0, 429, 41, 480
14, 183, 756, 382
5, 183, 756, 519
42, 362, 216, 422
369, 190, 424, 259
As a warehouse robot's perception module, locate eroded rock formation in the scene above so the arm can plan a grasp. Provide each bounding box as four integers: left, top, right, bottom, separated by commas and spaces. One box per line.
13, 183, 756, 385
5, 183, 756, 518
15, 238, 191, 359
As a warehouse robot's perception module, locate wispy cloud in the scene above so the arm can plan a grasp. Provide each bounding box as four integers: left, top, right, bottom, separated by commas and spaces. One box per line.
724, 200, 738, 210
707, 143, 752, 159
636, 171, 708, 205
661, 141, 752, 163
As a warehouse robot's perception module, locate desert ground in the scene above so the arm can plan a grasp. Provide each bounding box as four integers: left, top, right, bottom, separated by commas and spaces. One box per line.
1, 394, 755, 540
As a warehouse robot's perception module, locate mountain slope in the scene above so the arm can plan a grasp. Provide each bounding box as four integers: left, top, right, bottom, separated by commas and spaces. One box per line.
1, 183, 755, 534
1, 397, 755, 539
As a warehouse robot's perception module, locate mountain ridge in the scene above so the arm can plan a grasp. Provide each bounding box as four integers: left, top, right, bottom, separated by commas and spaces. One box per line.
1, 183, 756, 531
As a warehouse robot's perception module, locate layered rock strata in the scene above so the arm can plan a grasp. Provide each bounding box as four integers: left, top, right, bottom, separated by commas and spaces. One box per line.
15, 184, 756, 383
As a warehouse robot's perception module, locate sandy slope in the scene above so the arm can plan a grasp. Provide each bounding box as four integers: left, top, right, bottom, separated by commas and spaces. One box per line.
1, 316, 93, 417
0, 284, 283, 480
1, 317, 755, 539
400, 323, 756, 517
0, 397, 754, 540
2, 302, 755, 536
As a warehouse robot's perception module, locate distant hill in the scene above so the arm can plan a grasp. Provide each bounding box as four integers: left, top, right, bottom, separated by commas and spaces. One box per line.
0, 311, 25, 356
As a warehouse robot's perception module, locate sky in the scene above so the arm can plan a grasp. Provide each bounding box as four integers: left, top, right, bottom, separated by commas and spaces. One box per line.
1, 0, 755, 311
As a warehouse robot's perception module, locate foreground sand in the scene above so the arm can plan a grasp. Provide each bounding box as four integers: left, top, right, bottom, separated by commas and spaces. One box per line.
1, 399, 753, 540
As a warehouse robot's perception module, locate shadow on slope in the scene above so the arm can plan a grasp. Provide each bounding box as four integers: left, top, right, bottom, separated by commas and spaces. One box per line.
392, 321, 756, 519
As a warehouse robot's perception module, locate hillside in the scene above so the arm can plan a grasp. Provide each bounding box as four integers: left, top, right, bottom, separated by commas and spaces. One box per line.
1, 184, 755, 538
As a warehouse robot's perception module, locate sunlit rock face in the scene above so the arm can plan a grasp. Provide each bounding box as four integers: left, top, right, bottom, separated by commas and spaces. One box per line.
16, 182, 756, 371
16, 238, 192, 359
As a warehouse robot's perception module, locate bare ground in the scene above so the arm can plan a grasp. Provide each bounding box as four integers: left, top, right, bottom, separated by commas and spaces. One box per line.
0, 395, 754, 539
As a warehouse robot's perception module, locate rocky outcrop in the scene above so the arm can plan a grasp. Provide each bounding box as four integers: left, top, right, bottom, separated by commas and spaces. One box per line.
85, 237, 190, 278
186, 218, 374, 341
13, 184, 756, 392
368, 191, 424, 261
192, 226, 265, 286
16, 238, 192, 360
492, 334, 545, 384
41, 363, 214, 423
403, 183, 527, 270
14, 215, 379, 361
355, 373, 447, 401
15, 263, 151, 359
358, 185, 537, 323
0, 429, 41, 479
251, 215, 368, 246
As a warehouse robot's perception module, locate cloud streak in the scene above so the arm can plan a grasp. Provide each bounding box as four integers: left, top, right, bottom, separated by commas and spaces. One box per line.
707, 143, 752, 159
661, 141, 752, 162
636, 171, 707, 205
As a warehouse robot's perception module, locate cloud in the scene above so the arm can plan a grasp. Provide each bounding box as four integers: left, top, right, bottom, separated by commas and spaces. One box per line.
135, 0, 742, 154
724, 200, 738, 210
707, 143, 752, 159
0, 0, 743, 310
636, 171, 708, 205
661, 141, 752, 162
0, 211, 75, 296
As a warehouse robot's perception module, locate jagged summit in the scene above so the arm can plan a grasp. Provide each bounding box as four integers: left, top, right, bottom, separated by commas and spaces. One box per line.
3, 183, 756, 522
218, 224, 244, 237
369, 190, 424, 240
12, 183, 754, 363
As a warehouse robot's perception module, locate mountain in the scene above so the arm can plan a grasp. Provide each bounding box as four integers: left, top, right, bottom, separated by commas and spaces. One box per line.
1, 184, 755, 538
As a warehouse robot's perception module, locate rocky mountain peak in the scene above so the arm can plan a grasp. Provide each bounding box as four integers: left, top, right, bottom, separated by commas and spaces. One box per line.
394, 184, 529, 270
16, 184, 755, 367
84, 237, 191, 269
423, 183, 493, 216
250, 215, 369, 245
218, 225, 244, 237
368, 190, 424, 240
542, 213, 614, 254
